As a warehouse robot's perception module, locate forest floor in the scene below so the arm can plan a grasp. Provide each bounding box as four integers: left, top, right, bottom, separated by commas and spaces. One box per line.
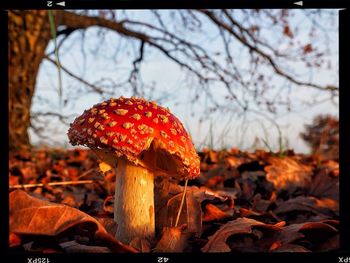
9, 147, 339, 253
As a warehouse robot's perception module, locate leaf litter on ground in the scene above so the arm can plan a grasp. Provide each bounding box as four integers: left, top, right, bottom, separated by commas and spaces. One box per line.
9, 147, 339, 252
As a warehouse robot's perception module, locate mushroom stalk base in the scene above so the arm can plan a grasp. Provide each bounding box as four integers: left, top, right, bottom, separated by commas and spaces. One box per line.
114, 159, 155, 244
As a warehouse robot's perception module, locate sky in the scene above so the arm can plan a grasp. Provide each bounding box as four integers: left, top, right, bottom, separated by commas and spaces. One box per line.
30, 9, 339, 154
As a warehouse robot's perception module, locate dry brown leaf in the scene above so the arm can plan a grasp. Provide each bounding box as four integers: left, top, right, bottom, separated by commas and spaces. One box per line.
273, 243, 311, 252
309, 169, 339, 201
208, 150, 218, 163
321, 160, 339, 176
60, 240, 111, 253
265, 156, 313, 192
95, 217, 118, 237
166, 190, 202, 237
129, 237, 151, 252
269, 240, 282, 251
299, 221, 338, 243
94, 231, 138, 252
154, 177, 182, 233
10, 189, 105, 236
316, 233, 339, 251
201, 217, 281, 252
156, 185, 234, 238
321, 219, 339, 229
275, 220, 339, 250
102, 195, 114, 214
154, 225, 189, 252
192, 186, 234, 205
23, 241, 63, 253
9, 175, 20, 187
225, 156, 246, 168
238, 207, 280, 224
10, 190, 137, 253
276, 223, 306, 245
239, 208, 263, 218
252, 193, 272, 212
199, 165, 226, 187
274, 196, 338, 217
202, 203, 232, 222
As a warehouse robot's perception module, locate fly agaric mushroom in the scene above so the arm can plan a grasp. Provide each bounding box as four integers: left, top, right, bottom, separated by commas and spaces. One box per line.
67, 96, 200, 244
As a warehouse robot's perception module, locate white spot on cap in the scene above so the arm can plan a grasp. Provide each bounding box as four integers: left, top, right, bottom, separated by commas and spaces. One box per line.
114, 109, 128, 115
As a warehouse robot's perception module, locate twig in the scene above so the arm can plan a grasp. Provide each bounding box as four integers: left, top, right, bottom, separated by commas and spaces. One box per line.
198, 9, 338, 93
44, 55, 105, 95
174, 178, 189, 227
9, 180, 94, 189
77, 168, 96, 179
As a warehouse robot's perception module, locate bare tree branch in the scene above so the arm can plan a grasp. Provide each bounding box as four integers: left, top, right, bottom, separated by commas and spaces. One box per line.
44, 55, 106, 95
197, 9, 338, 93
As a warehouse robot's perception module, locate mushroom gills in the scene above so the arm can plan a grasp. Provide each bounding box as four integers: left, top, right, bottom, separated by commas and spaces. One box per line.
139, 139, 186, 178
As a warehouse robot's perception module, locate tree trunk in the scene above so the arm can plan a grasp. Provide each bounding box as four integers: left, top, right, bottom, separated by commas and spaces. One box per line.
8, 10, 52, 151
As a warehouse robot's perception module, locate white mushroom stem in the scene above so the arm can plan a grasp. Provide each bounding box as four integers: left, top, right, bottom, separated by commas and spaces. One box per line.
114, 158, 155, 244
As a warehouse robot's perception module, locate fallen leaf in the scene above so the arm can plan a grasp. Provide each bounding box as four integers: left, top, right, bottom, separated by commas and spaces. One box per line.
316, 233, 339, 251
94, 231, 138, 253
199, 165, 226, 187
9, 175, 20, 187
299, 221, 338, 243
23, 240, 63, 253
227, 232, 262, 252
154, 176, 182, 234
102, 195, 114, 214
60, 240, 111, 253
252, 193, 272, 212
274, 196, 338, 218
10, 189, 104, 236
309, 169, 339, 201
154, 225, 190, 252
275, 220, 339, 251
321, 160, 339, 176
10, 190, 137, 253
225, 156, 246, 168
239, 208, 263, 218
165, 190, 202, 237
192, 186, 234, 205
202, 203, 233, 222
129, 237, 151, 252
265, 156, 313, 192
276, 224, 306, 246
269, 240, 282, 251
201, 217, 281, 252
273, 243, 311, 252
208, 150, 218, 163
95, 217, 118, 237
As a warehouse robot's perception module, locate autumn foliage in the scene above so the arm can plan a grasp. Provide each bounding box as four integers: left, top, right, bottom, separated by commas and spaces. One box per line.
9, 145, 339, 253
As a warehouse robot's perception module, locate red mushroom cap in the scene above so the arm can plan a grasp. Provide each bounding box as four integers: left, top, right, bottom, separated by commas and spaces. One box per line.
68, 96, 200, 179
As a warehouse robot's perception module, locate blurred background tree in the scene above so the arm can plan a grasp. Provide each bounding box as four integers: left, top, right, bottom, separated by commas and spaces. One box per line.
8, 10, 338, 151
300, 115, 339, 161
